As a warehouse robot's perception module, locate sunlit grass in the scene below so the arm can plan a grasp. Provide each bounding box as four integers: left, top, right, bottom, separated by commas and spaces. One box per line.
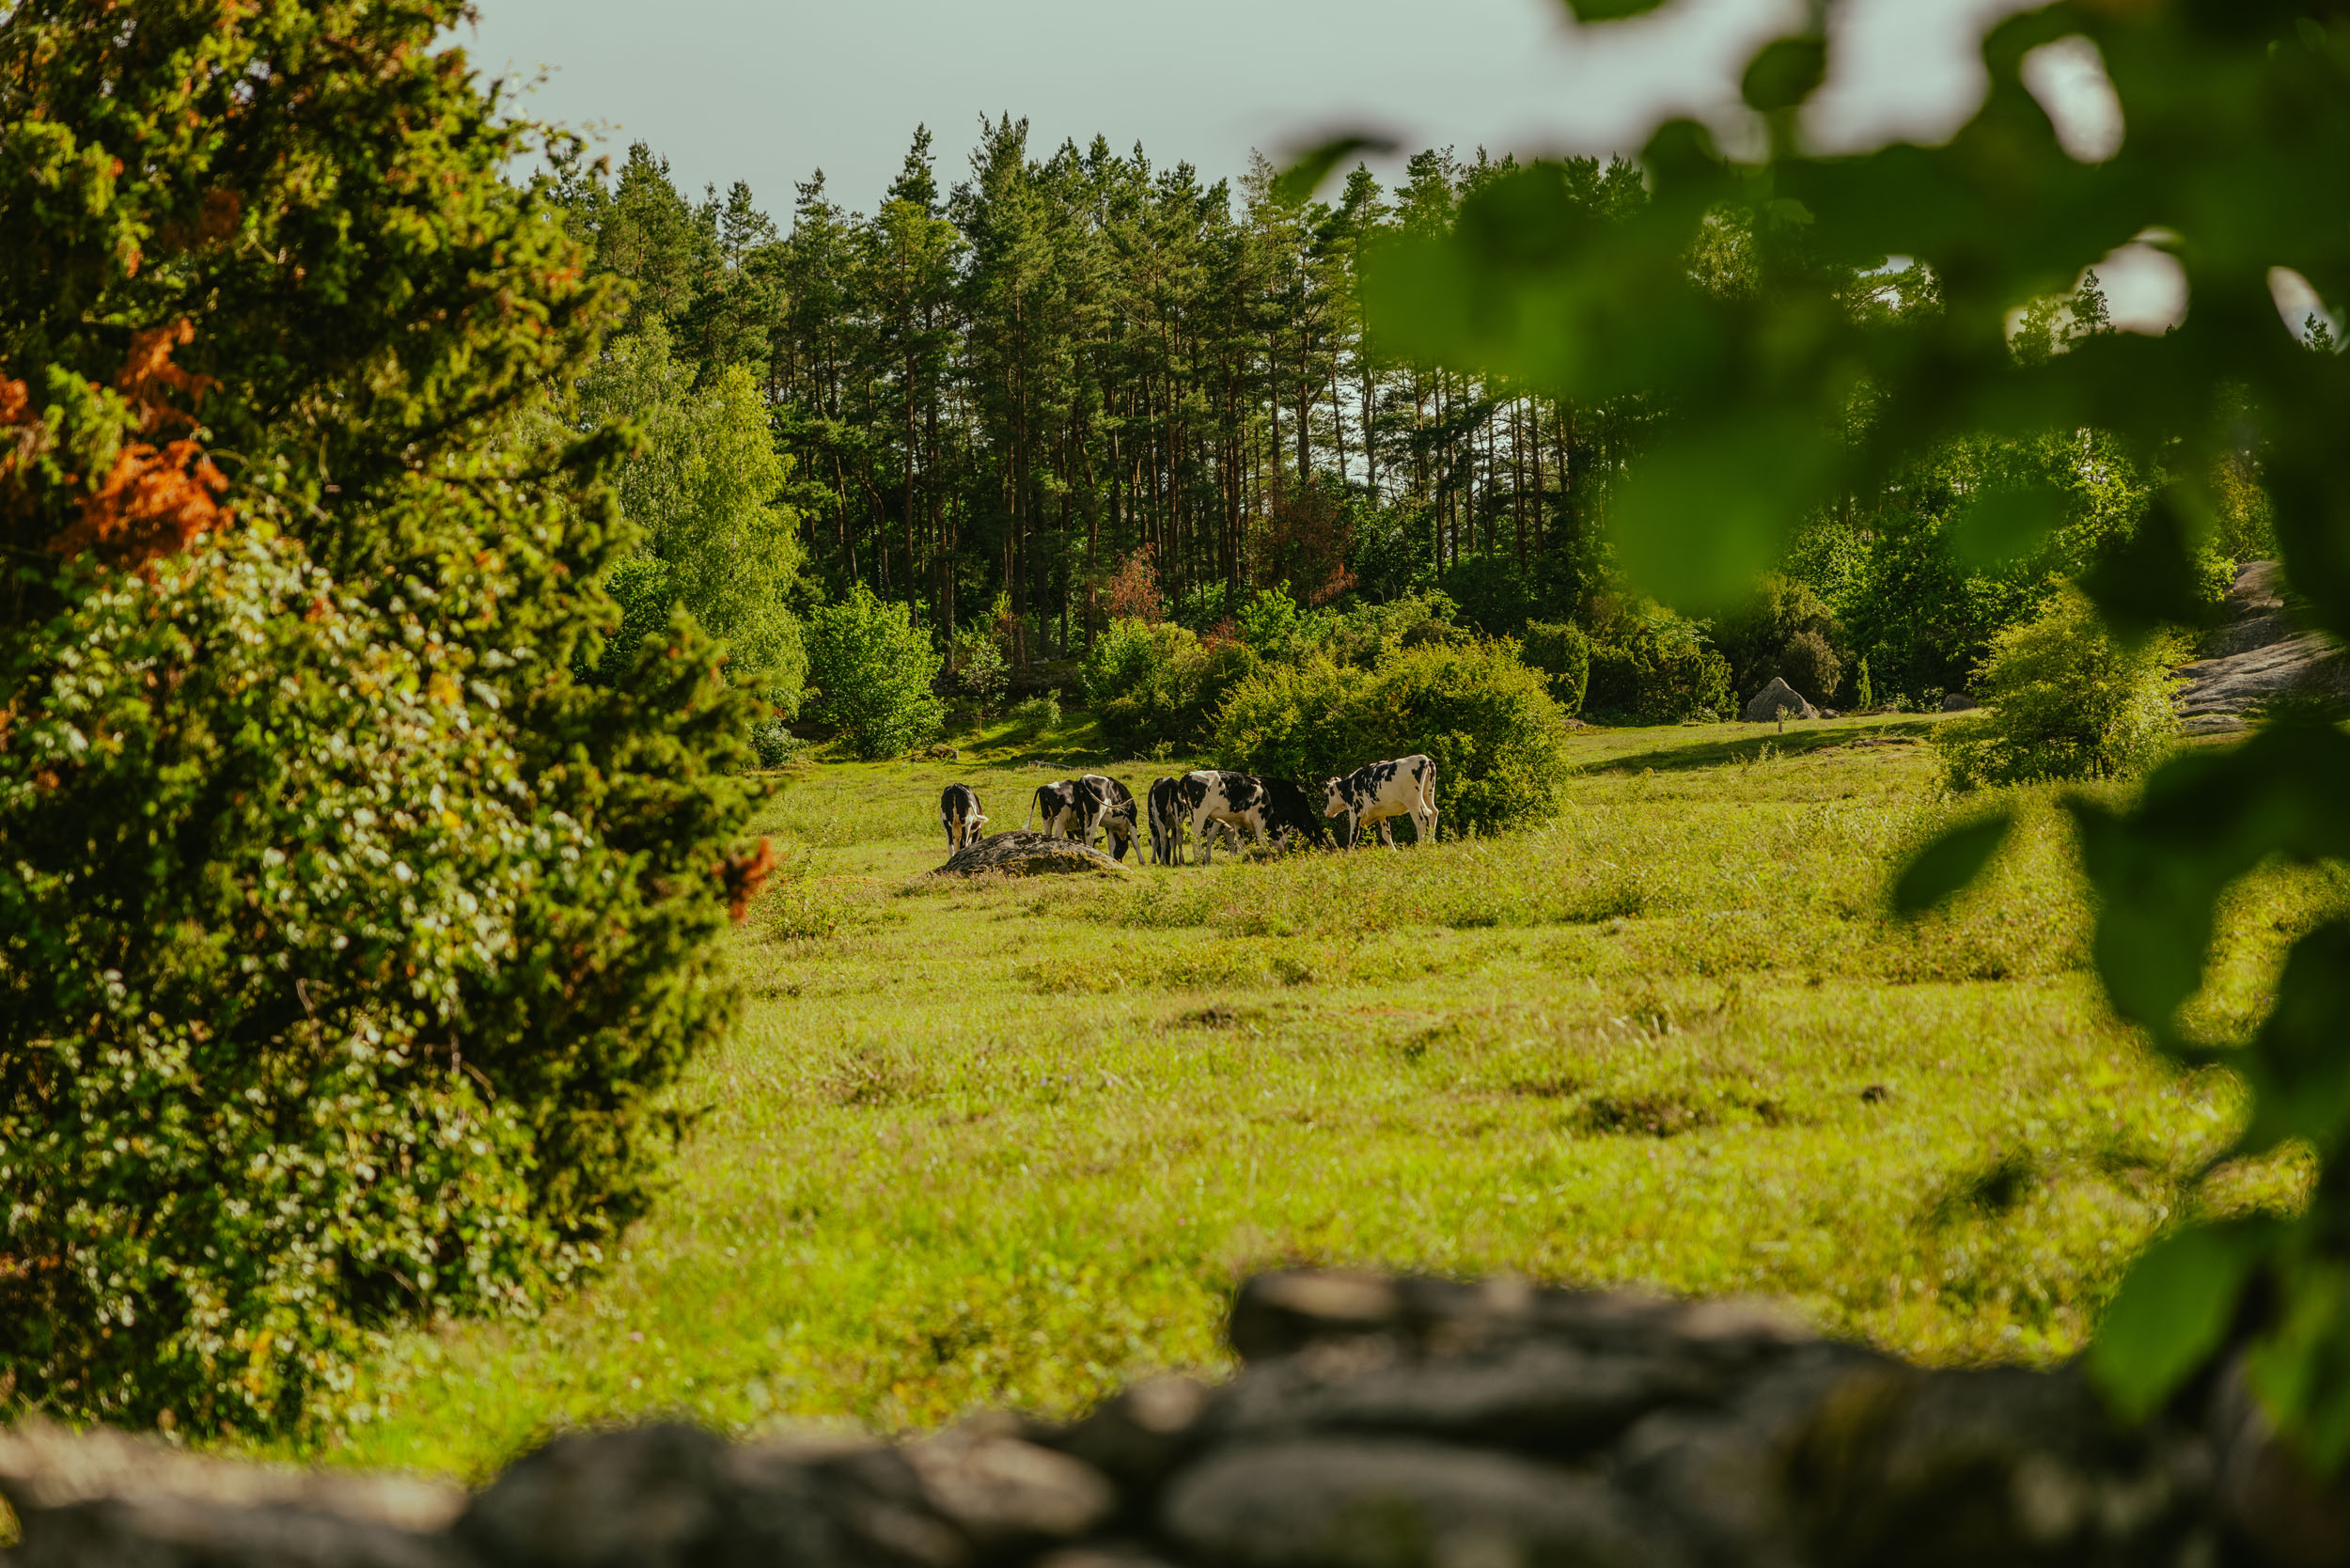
293, 712, 2330, 1481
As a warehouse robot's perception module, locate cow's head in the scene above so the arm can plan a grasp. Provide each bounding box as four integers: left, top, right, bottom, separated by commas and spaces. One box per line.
1320, 778, 1348, 817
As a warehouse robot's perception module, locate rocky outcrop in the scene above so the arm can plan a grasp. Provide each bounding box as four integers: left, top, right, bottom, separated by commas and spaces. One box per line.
1938, 693, 1979, 713
931, 830, 1130, 878
6, 1269, 2348, 1568
2177, 561, 2350, 734
1743, 678, 1817, 723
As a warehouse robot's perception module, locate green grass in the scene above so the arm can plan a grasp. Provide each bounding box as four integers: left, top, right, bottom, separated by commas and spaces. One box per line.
301, 712, 2334, 1480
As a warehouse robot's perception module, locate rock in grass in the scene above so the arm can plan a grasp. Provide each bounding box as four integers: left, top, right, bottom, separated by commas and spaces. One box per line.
932, 829, 1130, 877
1939, 692, 1980, 712
0, 1416, 467, 1568
1160, 1438, 1662, 1568
1744, 678, 1817, 722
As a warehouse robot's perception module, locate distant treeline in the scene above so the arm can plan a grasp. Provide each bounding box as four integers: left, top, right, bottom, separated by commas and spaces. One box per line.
557, 119, 2271, 701
556, 122, 1653, 660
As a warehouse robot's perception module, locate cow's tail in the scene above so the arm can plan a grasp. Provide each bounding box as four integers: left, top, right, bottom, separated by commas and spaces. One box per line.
1024, 789, 1041, 831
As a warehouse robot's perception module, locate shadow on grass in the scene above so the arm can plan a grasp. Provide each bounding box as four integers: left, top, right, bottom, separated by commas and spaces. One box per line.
1585, 718, 1939, 775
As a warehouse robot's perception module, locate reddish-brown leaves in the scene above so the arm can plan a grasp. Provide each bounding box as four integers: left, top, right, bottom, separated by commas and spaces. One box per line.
49, 438, 229, 567
716, 838, 776, 923
117, 318, 216, 431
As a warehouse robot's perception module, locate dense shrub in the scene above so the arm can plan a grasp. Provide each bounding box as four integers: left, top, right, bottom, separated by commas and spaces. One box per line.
1082, 618, 1261, 756
948, 629, 1010, 715
805, 586, 947, 759
1319, 591, 1466, 669
1213, 640, 1571, 839
1, 540, 569, 1432
1712, 573, 1840, 703
1233, 582, 1330, 665
1935, 588, 2183, 789
1585, 617, 1732, 724
1009, 694, 1061, 738
1519, 621, 1592, 717
0, 2, 776, 1440
1778, 629, 1843, 707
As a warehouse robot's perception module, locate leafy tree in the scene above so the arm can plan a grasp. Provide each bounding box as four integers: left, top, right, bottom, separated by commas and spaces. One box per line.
804, 585, 946, 758
579, 323, 807, 707
0, 0, 761, 1434
1360, 0, 2350, 1466
1936, 588, 2182, 789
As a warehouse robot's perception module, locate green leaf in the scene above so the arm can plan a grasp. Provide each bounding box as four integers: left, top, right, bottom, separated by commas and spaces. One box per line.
1557, 0, 1671, 18
1272, 135, 1397, 207
2090, 1222, 2265, 1421
1891, 810, 2014, 917
2079, 487, 2220, 641
1948, 484, 2067, 569
1741, 36, 1827, 114
2240, 921, 2350, 1154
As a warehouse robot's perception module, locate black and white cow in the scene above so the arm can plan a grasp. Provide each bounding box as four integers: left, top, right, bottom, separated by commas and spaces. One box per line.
1177, 770, 1271, 864
1256, 777, 1335, 852
939, 783, 988, 853
1322, 754, 1438, 848
1147, 776, 1186, 866
1149, 775, 1234, 865
1025, 775, 1137, 861
1084, 774, 1138, 862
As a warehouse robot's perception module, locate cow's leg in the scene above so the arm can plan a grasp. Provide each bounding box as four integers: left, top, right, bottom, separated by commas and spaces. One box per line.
1191, 808, 1213, 865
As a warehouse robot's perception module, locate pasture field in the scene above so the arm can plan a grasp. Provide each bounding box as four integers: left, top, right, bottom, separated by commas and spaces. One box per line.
310, 713, 2333, 1479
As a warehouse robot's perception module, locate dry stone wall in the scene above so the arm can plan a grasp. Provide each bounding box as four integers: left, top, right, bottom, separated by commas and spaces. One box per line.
6, 1270, 2348, 1568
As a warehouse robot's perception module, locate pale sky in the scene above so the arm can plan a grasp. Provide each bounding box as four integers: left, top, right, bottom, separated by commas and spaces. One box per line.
453, 0, 2047, 213
451, 0, 2192, 339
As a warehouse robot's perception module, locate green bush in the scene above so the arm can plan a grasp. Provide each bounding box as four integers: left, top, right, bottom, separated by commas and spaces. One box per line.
1009, 694, 1061, 738
1779, 629, 1843, 707
1519, 620, 1591, 717
1319, 591, 1466, 669
949, 628, 1010, 715
0, 3, 763, 1438
1082, 618, 1260, 756
1233, 582, 1329, 665
1853, 656, 1875, 713
1712, 572, 1840, 703
1935, 588, 2183, 789
1, 540, 567, 1432
1585, 617, 1732, 724
805, 586, 947, 760
1213, 639, 1571, 838
751, 718, 803, 768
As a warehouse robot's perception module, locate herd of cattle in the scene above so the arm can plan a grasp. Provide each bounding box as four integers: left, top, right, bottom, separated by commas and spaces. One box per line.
937, 755, 1441, 865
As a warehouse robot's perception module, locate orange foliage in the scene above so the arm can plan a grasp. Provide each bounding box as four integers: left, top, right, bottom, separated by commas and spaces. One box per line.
716, 838, 776, 922
5, 323, 231, 568
1104, 544, 1168, 622
49, 440, 228, 568
117, 318, 216, 432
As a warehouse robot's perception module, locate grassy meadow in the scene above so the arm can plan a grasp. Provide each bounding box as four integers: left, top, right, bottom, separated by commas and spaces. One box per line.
313, 712, 2334, 1479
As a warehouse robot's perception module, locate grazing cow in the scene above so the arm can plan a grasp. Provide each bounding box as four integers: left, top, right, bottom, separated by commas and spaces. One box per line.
1322, 754, 1438, 849
1147, 776, 1186, 866
1084, 774, 1139, 862
1024, 775, 1137, 861
939, 783, 988, 853
1256, 777, 1334, 852
1149, 775, 1235, 865
1178, 769, 1271, 864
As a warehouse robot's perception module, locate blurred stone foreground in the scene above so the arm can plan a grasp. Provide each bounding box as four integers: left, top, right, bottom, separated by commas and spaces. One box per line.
5, 1271, 2348, 1568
